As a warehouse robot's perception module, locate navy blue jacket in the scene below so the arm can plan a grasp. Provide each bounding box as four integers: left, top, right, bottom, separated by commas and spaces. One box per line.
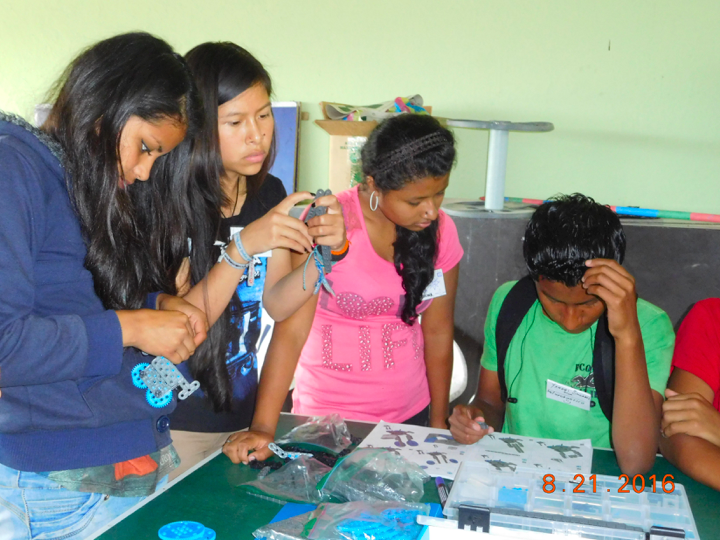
0, 115, 174, 472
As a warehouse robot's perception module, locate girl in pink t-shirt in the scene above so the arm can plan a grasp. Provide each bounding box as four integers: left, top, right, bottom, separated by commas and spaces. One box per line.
224, 114, 463, 464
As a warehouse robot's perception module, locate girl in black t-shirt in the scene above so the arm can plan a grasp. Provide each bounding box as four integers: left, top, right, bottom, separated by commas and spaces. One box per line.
162, 42, 347, 478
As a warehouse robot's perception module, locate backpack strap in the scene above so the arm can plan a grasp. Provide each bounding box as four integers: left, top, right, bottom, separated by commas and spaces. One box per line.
593, 314, 615, 422
496, 276, 538, 403
495, 276, 616, 422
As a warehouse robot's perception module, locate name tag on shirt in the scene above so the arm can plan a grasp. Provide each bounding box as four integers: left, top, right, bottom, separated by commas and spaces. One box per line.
422, 269, 446, 300
546, 379, 591, 411
213, 227, 272, 257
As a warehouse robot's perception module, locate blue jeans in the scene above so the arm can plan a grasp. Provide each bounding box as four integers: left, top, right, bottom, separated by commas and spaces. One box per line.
0, 463, 152, 539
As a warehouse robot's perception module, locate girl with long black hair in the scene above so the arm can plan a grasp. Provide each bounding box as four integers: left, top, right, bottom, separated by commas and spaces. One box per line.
0, 33, 209, 537
225, 113, 463, 465
162, 42, 346, 479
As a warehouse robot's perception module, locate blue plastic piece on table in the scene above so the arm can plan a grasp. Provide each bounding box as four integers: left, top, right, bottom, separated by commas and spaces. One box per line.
498, 487, 528, 507
264, 503, 444, 540
269, 503, 318, 524
158, 521, 216, 540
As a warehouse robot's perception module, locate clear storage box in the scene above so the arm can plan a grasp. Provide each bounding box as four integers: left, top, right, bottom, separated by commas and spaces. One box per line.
443, 461, 698, 539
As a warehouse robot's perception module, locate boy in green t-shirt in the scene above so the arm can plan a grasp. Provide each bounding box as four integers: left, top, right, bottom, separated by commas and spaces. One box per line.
449, 194, 674, 474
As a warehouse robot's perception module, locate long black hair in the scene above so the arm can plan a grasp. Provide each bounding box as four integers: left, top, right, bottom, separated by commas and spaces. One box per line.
361, 114, 455, 325
43, 32, 202, 309
169, 42, 276, 412
186, 41, 276, 209
524, 193, 626, 286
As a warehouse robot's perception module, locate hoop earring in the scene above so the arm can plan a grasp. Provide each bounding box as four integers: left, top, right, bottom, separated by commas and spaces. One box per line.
370, 191, 379, 211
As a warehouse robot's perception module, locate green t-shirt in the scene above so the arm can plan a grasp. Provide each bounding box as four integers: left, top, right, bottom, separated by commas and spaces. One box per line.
480, 281, 675, 448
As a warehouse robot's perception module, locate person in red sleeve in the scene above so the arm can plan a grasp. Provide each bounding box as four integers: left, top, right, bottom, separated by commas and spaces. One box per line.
660, 298, 720, 491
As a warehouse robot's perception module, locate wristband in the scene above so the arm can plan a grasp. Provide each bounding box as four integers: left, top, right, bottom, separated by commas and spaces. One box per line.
232, 231, 252, 263
331, 239, 349, 256
218, 231, 257, 286
331, 239, 350, 264
219, 245, 249, 271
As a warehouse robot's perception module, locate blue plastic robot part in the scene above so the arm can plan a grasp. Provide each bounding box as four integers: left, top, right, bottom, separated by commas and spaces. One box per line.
304, 189, 333, 274
158, 521, 216, 540
132, 357, 200, 409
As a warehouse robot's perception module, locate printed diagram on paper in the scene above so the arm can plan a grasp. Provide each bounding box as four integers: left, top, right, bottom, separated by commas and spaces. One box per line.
358, 422, 592, 479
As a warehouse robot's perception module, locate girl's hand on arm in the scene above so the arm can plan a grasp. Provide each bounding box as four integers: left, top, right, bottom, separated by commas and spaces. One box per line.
306, 194, 346, 250
663, 387, 720, 447
115, 309, 199, 364
659, 368, 720, 490
156, 294, 209, 346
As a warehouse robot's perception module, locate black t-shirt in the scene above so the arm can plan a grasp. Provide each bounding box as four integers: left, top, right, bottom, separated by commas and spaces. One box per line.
170, 174, 287, 433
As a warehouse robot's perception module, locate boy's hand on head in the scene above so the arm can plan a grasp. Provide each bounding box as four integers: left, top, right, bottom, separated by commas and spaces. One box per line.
662, 388, 720, 447
582, 259, 639, 341
306, 194, 346, 251
449, 404, 494, 444
223, 430, 275, 465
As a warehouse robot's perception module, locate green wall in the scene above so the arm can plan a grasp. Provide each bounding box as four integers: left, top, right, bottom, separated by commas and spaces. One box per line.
2, 1, 719, 213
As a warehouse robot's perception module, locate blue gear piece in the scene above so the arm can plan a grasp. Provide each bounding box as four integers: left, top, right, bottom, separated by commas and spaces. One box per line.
146, 388, 173, 408
158, 521, 216, 540
133, 357, 200, 409
131, 363, 149, 389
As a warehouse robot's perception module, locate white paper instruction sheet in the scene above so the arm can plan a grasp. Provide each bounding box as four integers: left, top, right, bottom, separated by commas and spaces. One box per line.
358, 421, 593, 479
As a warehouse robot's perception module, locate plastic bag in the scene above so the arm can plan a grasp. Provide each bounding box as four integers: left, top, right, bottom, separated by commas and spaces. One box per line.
253, 501, 432, 540
240, 456, 330, 504
318, 448, 429, 503
275, 414, 352, 454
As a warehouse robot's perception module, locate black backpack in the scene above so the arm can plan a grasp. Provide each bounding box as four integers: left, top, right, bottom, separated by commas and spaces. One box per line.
495, 276, 616, 421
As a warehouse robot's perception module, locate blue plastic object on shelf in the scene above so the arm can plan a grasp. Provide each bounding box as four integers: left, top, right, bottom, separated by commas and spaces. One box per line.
158, 521, 216, 540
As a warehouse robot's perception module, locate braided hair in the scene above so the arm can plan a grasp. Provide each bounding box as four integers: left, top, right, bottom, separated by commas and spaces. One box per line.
361, 115, 455, 324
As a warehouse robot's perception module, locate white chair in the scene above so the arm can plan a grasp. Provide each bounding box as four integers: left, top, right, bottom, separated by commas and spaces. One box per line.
449, 340, 468, 402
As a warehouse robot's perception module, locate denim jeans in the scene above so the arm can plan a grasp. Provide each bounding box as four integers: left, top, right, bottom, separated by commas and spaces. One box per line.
0, 463, 150, 539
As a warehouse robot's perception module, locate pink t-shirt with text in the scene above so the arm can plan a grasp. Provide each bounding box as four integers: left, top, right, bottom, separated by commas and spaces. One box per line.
292, 186, 464, 422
